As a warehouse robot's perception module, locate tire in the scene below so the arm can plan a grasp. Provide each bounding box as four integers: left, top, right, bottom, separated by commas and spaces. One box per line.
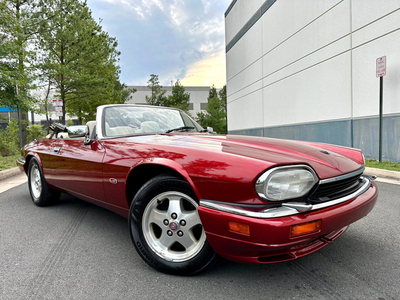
28, 158, 61, 207
129, 174, 216, 275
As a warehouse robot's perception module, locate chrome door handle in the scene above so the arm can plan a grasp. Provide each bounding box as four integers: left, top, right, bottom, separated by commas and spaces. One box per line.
53, 147, 61, 153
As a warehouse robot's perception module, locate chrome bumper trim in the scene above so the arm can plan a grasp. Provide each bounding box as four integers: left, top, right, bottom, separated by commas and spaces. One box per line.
200, 176, 372, 219
17, 157, 26, 165
319, 166, 365, 184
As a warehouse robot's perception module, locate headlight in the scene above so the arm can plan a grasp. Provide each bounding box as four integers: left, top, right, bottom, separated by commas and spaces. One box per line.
255, 165, 318, 201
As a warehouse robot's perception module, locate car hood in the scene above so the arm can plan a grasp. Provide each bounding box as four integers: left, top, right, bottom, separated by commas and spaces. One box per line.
180, 134, 363, 180
109, 133, 364, 180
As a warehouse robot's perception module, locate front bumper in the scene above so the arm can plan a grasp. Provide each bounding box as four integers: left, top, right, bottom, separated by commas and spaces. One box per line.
198, 180, 378, 264
17, 157, 26, 173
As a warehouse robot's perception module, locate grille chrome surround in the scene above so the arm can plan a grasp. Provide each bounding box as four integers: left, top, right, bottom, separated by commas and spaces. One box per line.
308, 167, 365, 203
319, 167, 365, 184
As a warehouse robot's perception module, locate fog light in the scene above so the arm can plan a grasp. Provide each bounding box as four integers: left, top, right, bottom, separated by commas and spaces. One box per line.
229, 221, 250, 235
290, 220, 321, 238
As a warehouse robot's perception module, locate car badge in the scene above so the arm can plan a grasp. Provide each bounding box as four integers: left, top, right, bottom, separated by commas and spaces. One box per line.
320, 150, 330, 155
109, 178, 118, 184
169, 222, 178, 231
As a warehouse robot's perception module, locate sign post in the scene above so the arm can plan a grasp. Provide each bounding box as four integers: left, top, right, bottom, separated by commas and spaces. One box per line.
376, 56, 386, 163
52, 99, 63, 121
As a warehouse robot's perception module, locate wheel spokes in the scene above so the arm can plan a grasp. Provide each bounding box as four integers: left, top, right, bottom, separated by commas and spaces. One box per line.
166, 197, 182, 218
180, 211, 200, 229
157, 232, 175, 251
178, 230, 199, 250
30, 165, 42, 199
148, 208, 168, 229
142, 191, 206, 262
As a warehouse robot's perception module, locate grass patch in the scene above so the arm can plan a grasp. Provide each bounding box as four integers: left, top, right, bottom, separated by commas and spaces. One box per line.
0, 155, 20, 171
365, 159, 400, 172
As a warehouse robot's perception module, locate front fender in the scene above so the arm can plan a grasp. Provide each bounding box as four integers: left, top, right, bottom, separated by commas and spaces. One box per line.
131, 158, 201, 199
25, 152, 43, 173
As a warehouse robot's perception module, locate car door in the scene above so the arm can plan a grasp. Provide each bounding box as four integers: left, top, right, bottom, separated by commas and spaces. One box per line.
46, 138, 107, 202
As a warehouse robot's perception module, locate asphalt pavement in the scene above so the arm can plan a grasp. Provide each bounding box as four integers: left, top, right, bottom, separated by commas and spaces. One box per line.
0, 166, 400, 299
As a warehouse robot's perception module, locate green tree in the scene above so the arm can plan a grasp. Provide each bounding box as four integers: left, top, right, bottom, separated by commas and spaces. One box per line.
219, 84, 227, 129
218, 85, 227, 113
37, 0, 127, 124
0, 0, 41, 145
196, 85, 227, 134
207, 84, 218, 102
165, 80, 190, 113
145, 74, 167, 106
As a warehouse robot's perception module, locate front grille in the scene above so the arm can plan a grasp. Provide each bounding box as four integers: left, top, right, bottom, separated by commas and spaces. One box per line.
308, 173, 364, 203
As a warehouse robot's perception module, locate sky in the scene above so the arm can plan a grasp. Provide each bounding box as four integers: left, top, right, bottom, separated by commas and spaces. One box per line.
86, 0, 232, 88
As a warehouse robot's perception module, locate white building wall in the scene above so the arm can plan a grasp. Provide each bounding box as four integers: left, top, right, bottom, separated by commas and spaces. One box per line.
29, 89, 75, 125
225, 0, 400, 161
225, 0, 264, 43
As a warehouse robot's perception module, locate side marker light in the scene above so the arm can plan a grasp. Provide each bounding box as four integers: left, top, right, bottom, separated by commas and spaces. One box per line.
229, 221, 250, 236
290, 220, 321, 238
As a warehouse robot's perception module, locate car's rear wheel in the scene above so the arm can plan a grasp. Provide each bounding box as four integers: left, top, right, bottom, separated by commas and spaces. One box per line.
28, 158, 60, 206
129, 174, 216, 275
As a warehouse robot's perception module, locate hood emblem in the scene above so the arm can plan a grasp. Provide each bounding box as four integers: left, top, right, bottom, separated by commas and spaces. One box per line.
320, 150, 330, 155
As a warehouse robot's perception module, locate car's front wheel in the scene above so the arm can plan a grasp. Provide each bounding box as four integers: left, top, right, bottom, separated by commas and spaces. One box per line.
28, 158, 61, 206
129, 175, 216, 275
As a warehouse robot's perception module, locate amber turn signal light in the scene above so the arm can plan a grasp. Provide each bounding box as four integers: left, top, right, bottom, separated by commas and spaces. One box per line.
290, 220, 321, 238
229, 221, 250, 235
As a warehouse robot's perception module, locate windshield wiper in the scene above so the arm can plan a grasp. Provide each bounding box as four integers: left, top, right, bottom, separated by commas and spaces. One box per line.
165, 126, 195, 133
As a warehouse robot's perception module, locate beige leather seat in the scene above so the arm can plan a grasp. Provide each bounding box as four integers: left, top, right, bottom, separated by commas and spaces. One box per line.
140, 121, 160, 133
57, 132, 69, 139
105, 122, 138, 136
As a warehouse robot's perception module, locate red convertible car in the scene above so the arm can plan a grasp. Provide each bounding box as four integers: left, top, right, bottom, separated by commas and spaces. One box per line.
17, 104, 378, 275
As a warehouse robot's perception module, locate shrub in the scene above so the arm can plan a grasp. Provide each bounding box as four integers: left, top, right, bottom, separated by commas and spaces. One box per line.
0, 121, 45, 157
27, 124, 46, 143
0, 119, 20, 156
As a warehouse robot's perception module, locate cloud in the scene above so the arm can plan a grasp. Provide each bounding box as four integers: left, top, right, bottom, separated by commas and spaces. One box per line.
168, 0, 187, 27
87, 0, 231, 86
180, 51, 226, 88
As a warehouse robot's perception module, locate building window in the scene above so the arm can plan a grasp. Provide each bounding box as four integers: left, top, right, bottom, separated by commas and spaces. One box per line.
189, 103, 193, 110
200, 103, 208, 110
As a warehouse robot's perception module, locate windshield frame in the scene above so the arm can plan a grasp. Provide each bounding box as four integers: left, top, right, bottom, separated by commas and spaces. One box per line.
96, 104, 204, 139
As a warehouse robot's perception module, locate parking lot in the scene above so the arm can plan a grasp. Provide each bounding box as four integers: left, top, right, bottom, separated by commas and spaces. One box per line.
0, 180, 399, 300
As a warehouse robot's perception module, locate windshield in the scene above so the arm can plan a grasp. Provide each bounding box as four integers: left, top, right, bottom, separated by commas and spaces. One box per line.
103, 106, 203, 137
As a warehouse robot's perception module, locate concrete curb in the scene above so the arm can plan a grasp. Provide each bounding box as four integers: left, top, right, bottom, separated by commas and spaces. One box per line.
365, 167, 400, 181
0, 167, 24, 181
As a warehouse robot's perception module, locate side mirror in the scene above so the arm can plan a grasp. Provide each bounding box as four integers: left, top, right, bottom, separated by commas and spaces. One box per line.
206, 127, 214, 133
67, 125, 87, 138
84, 133, 92, 145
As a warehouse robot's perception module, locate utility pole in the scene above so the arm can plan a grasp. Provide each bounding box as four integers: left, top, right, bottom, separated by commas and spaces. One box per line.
16, 83, 24, 149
